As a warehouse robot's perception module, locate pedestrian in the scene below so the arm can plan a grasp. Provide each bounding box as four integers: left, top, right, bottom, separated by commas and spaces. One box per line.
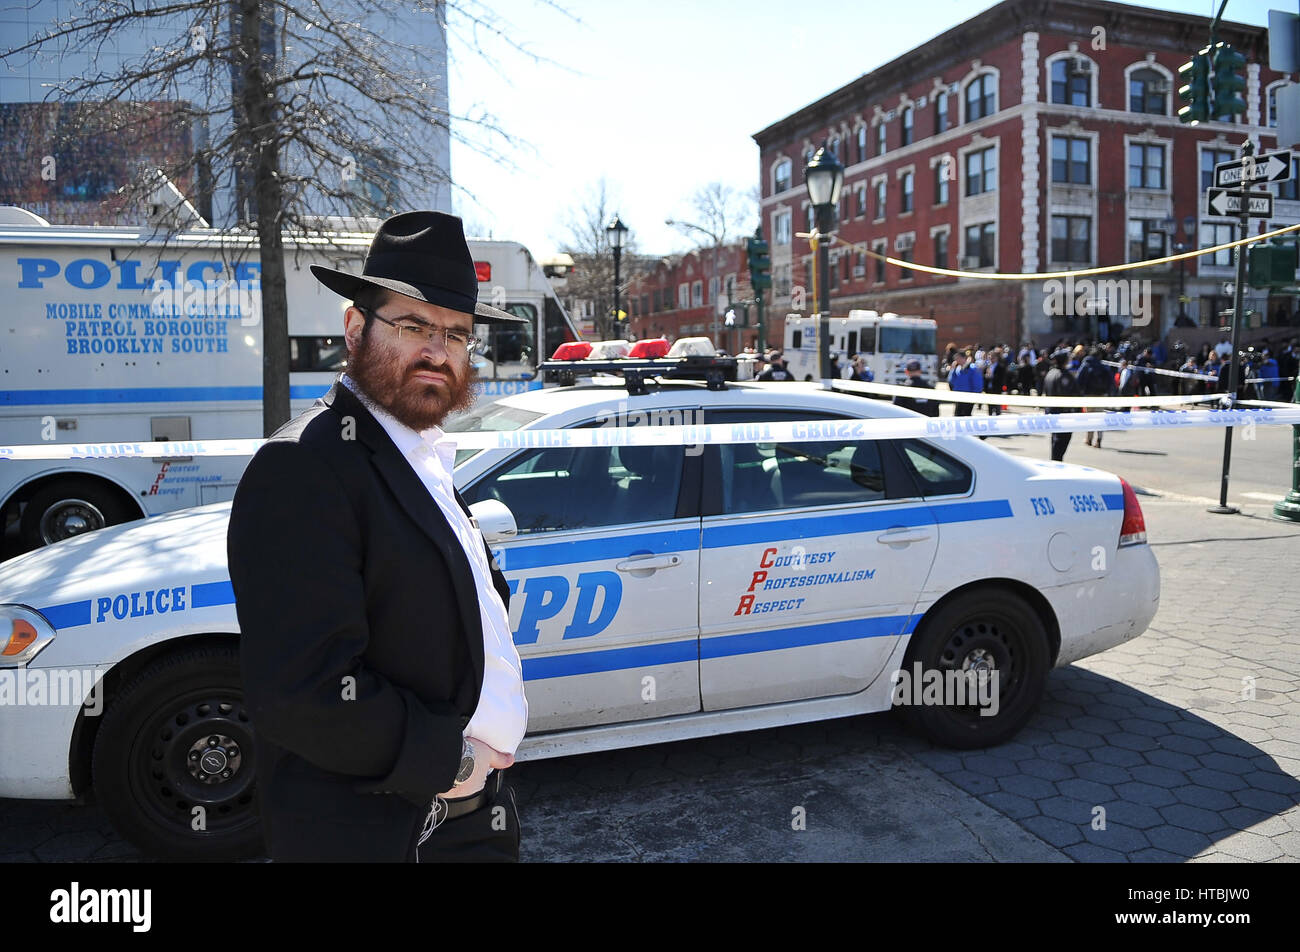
1042, 348, 1080, 461
946, 350, 982, 417
893, 359, 940, 417
758, 353, 794, 381
1257, 349, 1280, 401
1015, 354, 1036, 394
851, 354, 875, 382
984, 347, 1007, 419
1076, 346, 1114, 447
227, 211, 529, 863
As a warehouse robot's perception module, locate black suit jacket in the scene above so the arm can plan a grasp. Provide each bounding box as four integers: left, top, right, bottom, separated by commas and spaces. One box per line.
227, 380, 512, 862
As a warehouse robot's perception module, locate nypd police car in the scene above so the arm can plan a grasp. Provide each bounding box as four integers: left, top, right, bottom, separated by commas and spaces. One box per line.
0, 378, 1159, 859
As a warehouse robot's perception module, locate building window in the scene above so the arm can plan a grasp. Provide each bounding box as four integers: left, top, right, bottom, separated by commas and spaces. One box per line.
678, 283, 690, 309
1051, 136, 1090, 184
857, 126, 867, 162
1129, 68, 1168, 115
898, 247, 913, 280
1269, 86, 1280, 128
829, 254, 838, 289
965, 146, 996, 196
900, 171, 914, 212
652, 289, 661, 312
1050, 58, 1091, 107
1128, 143, 1166, 189
1128, 219, 1166, 262
691, 280, 703, 308
966, 73, 996, 121
873, 241, 887, 282
1200, 222, 1233, 267
934, 160, 950, 204
1050, 215, 1091, 263
964, 222, 995, 267
855, 250, 866, 278
1201, 148, 1233, 192
901, 106, 913, 146
935, 91, 948, 133
874, 180, 886, 220
774, 209, 792, 245
1278, 157, 1300, 200
708, 276, 719, 305
877, 123, 887, 156
934, 230, 949, 270
774, 158, 792, 194
807, 205, 816, 234
855, 183, 867, 216
640, 294, 648, 315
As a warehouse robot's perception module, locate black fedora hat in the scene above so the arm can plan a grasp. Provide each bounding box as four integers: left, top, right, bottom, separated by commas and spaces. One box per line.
310, 211, 526, 324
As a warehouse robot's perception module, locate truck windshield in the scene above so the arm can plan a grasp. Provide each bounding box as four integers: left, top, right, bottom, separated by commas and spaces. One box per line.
880, 326, 936, 355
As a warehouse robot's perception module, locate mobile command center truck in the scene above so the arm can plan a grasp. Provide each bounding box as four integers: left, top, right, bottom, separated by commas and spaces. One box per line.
784, 311, 938, 384
0, 213, 579, 552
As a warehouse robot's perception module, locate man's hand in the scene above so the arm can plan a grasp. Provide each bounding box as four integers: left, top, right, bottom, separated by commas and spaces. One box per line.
439, 737, 514, 798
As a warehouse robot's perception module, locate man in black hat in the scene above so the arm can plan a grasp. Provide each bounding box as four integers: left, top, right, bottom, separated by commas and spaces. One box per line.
227, 211, 529, 862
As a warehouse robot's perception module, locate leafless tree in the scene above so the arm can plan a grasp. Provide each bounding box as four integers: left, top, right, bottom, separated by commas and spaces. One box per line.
3, 0, 570, 434
555, 177, 650, 341
666, 181, 757, 251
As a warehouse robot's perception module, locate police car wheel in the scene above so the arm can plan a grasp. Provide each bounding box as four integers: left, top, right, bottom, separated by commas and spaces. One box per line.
20, 478, 133, 549
899, 591, 1049, 750
91, 645, 262, 861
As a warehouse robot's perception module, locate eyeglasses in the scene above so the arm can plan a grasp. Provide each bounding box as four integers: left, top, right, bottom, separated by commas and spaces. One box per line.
357, 307, 481, 354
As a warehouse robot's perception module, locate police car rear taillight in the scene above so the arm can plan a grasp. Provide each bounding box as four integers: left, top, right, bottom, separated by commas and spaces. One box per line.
1118, 478, 1147, 546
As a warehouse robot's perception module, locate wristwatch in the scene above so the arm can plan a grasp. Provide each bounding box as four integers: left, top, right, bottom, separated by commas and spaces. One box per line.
455, 739, 476, 785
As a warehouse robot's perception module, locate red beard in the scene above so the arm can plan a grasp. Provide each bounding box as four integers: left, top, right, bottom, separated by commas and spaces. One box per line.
347, 324, 477, 431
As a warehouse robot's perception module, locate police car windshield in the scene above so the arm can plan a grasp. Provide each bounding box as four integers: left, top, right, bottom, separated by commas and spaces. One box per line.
446, 403, 546, 466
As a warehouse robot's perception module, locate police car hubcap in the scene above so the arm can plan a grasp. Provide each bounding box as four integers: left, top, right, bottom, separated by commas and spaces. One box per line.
140, 694, 255, 828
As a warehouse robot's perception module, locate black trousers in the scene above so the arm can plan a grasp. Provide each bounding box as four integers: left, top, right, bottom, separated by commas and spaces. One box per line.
413, 770, 521, 863
1050, 431, 1072, 461
954, 402, 973, 417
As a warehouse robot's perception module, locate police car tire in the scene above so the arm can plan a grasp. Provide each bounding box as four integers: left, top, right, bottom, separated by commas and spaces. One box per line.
899, 591, 1050, 750
20, 478, 133, 549
91, 645, 262, 861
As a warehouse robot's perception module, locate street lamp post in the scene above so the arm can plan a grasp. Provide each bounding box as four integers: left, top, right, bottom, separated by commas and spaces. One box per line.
804, 143, 845, 381
606, 215, 628, 339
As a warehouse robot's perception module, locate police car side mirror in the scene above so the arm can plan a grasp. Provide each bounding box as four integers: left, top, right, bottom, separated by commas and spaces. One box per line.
469, 499, 518, 543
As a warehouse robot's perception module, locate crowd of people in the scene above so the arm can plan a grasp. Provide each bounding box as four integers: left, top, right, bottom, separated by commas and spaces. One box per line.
938, 335, 1300, 403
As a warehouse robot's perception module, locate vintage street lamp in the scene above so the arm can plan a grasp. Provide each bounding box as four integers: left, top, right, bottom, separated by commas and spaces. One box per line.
804, 143, 844, 379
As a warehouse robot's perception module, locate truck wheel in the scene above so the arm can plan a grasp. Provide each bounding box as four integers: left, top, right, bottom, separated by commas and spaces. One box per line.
92, 646, 263, 861
20, 478, 134, 548
898, 591, 1050, 750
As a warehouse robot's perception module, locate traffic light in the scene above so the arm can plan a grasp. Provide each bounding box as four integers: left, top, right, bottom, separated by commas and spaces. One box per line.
1247, 239, 1299, 288
1211, 41, 1247, 118
1177, 48, 1213, 124
747, 230, 772, 291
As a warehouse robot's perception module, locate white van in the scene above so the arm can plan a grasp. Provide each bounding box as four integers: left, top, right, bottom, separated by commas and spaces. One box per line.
0, 214, 578, 551
783, 311, 938, 384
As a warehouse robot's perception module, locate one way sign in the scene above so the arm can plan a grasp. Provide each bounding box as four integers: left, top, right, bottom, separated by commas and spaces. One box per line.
1214, 150, 1293, 188
1206, 188, 1274, 217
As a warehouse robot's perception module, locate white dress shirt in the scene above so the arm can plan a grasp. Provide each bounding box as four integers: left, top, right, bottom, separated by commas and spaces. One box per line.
340, 375, 528, 756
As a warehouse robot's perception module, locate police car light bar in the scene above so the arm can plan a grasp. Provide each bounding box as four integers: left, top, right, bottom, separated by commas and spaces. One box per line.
539, 355, 739, 395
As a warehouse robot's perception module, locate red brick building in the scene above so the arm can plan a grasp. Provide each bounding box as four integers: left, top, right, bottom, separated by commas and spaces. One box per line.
754, 0, 1298, 351
626, 241, 763, 352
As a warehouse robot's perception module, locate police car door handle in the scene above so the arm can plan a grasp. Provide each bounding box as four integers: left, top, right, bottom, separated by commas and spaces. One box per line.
876, 528, 932, 545
616, 554, 681, 572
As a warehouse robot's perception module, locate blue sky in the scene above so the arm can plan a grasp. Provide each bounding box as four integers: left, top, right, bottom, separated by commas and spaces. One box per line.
445, 0, 1281, 259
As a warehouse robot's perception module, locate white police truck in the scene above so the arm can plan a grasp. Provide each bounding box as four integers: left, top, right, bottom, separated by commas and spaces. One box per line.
784, 311, 938, 384
0, 212, 578, 552
0, 370, 1159, 859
